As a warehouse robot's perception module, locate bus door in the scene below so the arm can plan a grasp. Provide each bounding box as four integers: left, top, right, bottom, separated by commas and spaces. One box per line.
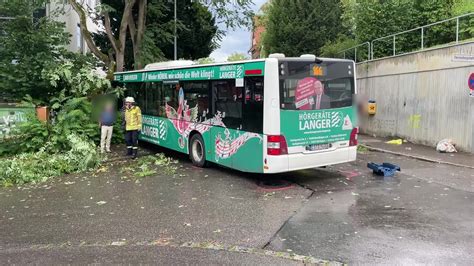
210, 79, 247, 168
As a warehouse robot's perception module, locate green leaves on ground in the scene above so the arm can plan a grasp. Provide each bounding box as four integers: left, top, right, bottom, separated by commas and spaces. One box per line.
121, 154, 178, 178
0, 134, 100, 186
357, 145, 369, 153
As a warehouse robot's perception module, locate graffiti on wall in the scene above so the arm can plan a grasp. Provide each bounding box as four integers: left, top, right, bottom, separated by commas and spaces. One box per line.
409, 114, 421, 129
0, 108, 33, 138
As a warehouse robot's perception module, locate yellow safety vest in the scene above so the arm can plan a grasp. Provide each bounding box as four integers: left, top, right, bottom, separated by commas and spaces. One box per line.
125, 106, 142, 131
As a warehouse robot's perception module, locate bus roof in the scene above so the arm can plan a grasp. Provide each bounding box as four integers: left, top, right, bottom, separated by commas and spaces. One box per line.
113, 57, 354, 83
114, 59, 266, 75
114, 57, 354, 75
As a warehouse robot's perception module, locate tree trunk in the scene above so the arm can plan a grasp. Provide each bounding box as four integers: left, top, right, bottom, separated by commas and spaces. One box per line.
69, 0, 137, 73
135, 0, 147, 69
115, 0, 136, 72
116, 52, 125, 74
128, 0, 147, 70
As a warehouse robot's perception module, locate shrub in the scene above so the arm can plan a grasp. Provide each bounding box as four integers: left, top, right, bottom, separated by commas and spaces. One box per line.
0, 113, 49, 156
49, 97, 100, 151
112, 111, 125, 144
0, 97, 100, 156
320, 35, 358, 58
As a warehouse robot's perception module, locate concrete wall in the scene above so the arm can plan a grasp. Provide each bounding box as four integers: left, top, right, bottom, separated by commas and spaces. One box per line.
357, 42, 474, 152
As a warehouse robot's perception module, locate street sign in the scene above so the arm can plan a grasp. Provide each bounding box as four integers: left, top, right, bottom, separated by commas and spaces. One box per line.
469, 73, 474, 90
469, 73, 474, 97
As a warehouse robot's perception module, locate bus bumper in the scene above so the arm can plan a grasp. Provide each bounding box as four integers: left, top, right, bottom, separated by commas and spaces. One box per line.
263, 146, 357, 174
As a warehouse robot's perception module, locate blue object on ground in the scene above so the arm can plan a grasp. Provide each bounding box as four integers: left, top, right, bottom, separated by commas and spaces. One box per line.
367, 162, 401, 177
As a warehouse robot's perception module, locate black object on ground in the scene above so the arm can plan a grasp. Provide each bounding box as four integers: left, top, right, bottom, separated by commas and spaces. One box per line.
367, 162, 401, 177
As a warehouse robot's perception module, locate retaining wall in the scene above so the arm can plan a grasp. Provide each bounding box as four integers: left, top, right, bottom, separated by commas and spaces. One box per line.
356, 42, 474, 152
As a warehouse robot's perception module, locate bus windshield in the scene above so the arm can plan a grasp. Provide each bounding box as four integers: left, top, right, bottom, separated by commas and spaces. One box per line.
279, 60, 354, 110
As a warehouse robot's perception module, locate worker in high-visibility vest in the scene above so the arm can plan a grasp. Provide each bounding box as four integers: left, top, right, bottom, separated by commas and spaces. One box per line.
124, 97, 142, 159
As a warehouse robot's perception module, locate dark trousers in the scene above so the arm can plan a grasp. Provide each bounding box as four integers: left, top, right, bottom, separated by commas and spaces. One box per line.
125, 130, 139, 150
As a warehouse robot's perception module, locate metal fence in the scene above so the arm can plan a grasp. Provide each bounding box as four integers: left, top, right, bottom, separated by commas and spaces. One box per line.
338, 42, 370, 63
338, 12, 473, 62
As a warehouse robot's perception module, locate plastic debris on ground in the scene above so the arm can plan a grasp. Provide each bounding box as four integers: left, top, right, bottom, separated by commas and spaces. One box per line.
436, 139, 457, 153
367, 162, 401, 177
386, 139, 403, 145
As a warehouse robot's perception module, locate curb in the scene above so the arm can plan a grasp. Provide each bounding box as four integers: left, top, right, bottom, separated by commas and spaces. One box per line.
360, 144, 474, 170
21, 240, 343, 265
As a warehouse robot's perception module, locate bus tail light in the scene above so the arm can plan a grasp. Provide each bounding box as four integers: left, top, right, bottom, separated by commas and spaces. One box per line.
267, 135, 288, 155
349, 127, 359, 146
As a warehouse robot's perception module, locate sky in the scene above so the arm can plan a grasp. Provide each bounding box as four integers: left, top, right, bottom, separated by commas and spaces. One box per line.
209, 0, 267, 62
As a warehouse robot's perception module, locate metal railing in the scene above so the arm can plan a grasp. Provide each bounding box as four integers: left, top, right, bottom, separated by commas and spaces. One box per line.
338, 42, 370, 63
337, 12, 473, 62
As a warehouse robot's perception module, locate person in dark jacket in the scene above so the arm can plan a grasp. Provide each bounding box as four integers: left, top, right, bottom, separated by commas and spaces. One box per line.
99, 102, 116, 153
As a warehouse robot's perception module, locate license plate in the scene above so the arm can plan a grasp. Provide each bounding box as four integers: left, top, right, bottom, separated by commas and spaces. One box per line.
306, 143, 331, 151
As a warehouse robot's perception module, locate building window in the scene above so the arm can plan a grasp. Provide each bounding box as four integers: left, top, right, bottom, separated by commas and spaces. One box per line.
76, 24, 85, 53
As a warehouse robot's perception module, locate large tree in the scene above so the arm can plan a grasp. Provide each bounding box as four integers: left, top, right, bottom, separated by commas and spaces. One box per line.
69, 0, 253, 73
0, 0, 71, 101
93, 0, 218, 71
157, 0, 218, 61
262, 0, 345, 57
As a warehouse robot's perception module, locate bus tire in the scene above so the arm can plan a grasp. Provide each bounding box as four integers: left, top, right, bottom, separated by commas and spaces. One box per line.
189, 134, 207, 167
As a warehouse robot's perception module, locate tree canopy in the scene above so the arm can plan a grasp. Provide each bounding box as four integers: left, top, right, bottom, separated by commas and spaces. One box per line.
0, 1, 115, 102
226, 52, 249, 62
261, 0, 345, 57
334, 0, 473, 58
93, 0, 218, 71
70, 0, 254, 73
0, 1, 70, 101
260, 0, 472, 59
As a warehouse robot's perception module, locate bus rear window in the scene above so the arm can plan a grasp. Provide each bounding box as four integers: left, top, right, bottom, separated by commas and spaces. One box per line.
280, 61, 354, 110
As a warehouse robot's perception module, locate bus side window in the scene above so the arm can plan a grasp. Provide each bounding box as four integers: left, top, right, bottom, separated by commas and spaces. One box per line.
126, 82, 146, 111
212, 79, 242, 129
182, 81, 211, 122
242, 77, 263, 133
145, 82, 161, 116
162, 83, 179, 112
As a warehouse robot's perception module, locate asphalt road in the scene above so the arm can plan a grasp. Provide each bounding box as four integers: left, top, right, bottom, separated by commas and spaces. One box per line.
0, 146, 473, 265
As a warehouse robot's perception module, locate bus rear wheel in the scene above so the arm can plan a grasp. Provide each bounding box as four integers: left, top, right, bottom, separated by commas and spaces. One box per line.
189, 134, 207, 167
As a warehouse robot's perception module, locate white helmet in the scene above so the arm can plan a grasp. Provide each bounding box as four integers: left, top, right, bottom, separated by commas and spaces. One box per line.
125, 97, 135, 103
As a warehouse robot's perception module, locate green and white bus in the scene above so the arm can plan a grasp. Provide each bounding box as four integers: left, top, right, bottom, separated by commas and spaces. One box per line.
114, 54, 358, 173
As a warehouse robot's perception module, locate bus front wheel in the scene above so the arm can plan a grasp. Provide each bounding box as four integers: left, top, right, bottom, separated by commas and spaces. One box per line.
189, 134, 207, 167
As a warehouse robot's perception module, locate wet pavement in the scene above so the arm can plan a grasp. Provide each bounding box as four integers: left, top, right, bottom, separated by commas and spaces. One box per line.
0, 146, 473, 264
